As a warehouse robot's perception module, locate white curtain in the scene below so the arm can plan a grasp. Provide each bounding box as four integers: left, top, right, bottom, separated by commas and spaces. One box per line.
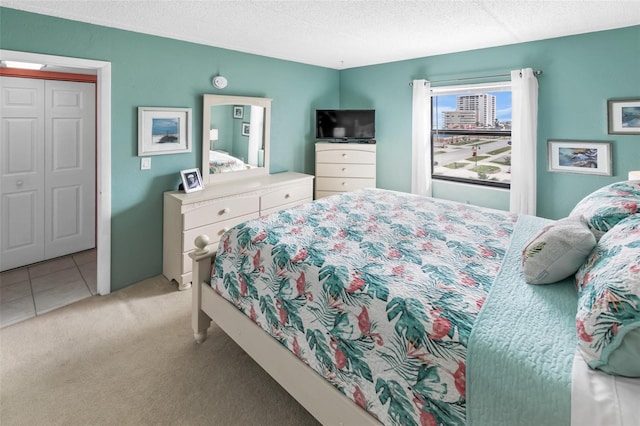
247, 105, 264, 166
509, 68, 538, 215
411, 79, 432, 196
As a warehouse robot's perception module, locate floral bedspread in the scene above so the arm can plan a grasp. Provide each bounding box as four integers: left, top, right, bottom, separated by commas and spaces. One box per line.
212, 188, 517, 425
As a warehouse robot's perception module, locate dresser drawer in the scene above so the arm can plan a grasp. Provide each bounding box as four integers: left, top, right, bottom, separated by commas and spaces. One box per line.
261, 183, 313, 212
183, 196, 259, 230
316, 163, 375, 178
315, 177, 375, 192
182, 212, 259, 251
262, 197, 312, 216
315, 190, 342, 199
316, 149, 376, 165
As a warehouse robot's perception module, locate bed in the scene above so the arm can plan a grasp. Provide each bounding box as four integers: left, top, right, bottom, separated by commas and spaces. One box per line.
190, 184, 640, 425
208, 150, 250, 174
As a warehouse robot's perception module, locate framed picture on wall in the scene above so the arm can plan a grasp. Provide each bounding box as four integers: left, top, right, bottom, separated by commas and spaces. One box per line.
233, 105, 244, 119
608, 98, 640, 134
180, 168, 203, 193
138, 107, 192, 156
547, 140, 612, 176
242, 122, 250, 136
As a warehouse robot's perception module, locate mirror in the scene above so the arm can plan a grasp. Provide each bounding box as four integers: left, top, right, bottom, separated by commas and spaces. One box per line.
202, 94, 271, 184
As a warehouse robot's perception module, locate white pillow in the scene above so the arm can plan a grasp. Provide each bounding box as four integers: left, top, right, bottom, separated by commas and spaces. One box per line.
521, 215, 596, 284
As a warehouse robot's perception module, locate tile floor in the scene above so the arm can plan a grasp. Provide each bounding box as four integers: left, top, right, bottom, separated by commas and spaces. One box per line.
0, 249, 97, 328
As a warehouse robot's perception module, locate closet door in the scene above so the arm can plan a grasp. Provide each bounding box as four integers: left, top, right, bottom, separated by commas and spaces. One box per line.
0, 77, 46, 270
0, 77, 96, 271
44, 80, 96, 259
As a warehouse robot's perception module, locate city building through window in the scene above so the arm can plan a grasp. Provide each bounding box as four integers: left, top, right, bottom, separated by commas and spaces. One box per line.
431, 81, 512, 188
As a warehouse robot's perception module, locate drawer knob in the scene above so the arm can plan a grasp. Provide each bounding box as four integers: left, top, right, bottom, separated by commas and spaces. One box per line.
220, 227, 229, 235
342, 153, 348, 158
342, 168, 347, 172
220, 207, 230, 215
342, 182, 348, 186
285, 193, 291, 199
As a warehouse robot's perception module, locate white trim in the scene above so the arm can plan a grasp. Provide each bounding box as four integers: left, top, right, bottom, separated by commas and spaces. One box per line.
0, 49, 112, 295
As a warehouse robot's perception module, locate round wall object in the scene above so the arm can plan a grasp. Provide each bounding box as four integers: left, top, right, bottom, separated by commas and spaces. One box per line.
212, 76, 228, 89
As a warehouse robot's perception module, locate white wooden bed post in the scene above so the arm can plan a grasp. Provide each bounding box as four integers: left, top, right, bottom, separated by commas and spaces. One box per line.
190, 235, 214, 343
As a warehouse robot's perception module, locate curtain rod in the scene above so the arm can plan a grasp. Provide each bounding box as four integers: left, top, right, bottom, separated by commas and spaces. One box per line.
409, 69, 543, 86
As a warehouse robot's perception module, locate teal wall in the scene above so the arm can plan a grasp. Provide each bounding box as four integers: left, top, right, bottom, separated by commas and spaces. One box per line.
2, 7, 638, 292
0, 8, 339, 291
340, 25, 640, 217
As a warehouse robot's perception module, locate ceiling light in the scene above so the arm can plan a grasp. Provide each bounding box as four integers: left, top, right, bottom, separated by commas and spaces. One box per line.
3, 61, 44, 70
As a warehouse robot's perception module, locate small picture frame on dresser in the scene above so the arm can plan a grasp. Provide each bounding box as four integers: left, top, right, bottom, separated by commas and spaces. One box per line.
180, 168, 203, 193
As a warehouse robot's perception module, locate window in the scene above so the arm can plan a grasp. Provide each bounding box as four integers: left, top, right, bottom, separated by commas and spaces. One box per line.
431, 82, 512, 188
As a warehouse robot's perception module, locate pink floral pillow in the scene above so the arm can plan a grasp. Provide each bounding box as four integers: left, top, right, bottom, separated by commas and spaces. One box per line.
570, 181, 640, 240
575, 214, 640, 377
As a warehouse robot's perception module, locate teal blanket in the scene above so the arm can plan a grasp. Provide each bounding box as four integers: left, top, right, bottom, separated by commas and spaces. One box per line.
467, 215, 578, 426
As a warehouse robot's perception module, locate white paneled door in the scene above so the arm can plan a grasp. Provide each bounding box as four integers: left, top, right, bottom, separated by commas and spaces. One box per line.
0, 76, 95, 271
0, 77, 45, 269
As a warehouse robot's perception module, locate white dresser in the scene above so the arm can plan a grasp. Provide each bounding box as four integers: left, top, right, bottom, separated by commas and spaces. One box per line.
163, 171, 314, 289
315, 142, 376, 199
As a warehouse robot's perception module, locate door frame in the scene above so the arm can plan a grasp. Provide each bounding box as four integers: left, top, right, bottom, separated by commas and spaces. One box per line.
1, 49, 112, 295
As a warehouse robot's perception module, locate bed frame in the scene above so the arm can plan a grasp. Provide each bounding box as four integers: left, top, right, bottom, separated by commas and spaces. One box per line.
189, 236, 379, 426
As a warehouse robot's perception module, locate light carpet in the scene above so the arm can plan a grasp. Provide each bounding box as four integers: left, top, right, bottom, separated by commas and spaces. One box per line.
0, 275, 319, 425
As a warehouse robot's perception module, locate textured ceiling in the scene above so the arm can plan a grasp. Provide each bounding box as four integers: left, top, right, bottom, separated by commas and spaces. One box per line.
2, 0, 639, 69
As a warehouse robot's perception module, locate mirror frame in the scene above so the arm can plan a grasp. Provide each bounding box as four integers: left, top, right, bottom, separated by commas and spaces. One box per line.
202, 94, 271, 185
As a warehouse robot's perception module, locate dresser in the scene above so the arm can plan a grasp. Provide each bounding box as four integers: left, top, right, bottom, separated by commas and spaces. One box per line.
163, 171, 314, 289
315, 142, 376, 199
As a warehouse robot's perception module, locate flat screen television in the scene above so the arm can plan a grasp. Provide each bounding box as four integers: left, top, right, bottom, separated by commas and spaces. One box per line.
315, 109, 375, 140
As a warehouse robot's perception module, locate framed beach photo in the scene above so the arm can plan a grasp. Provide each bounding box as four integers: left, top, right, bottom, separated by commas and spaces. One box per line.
607, 98, 640, 135
180, 168, 203, 193
138, 107, 192, 156
233, 105, 244, 119
547, 140, 612, 176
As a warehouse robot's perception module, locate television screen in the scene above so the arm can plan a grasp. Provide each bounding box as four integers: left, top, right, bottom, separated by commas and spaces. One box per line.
316, 109, 375, 140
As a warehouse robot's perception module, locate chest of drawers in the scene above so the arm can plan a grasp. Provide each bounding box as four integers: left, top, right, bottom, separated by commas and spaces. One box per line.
315, 142, 376, 199
163, 172, 314, 289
